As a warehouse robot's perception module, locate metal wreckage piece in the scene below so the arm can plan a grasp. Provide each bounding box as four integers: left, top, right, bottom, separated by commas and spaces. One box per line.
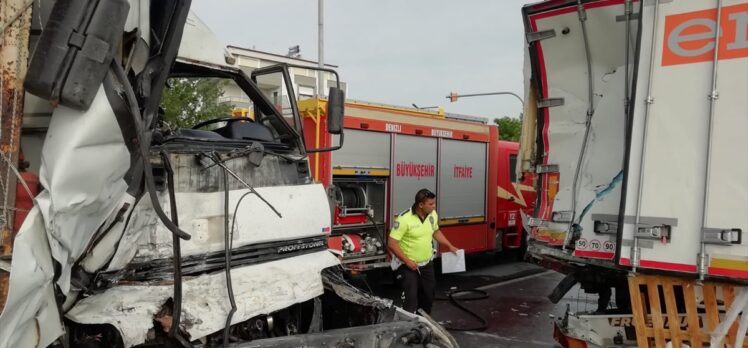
0, 0, 456, 347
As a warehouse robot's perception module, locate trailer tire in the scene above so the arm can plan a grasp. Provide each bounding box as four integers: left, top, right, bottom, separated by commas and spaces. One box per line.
515, 228, 528, 261
614, 283, 631, 312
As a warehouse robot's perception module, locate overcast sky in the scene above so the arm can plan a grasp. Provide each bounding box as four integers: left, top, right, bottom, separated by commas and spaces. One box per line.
191, 0, 533, 121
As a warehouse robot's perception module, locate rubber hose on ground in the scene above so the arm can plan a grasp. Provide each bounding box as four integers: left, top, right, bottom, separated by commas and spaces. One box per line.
435, 289, 489, 331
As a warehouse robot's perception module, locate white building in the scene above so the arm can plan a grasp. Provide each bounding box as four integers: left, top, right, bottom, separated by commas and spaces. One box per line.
221, 45, 347, 112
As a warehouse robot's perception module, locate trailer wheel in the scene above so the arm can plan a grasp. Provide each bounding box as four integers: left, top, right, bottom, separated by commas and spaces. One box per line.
516, 228, 528, 261
614, 283, 631, 312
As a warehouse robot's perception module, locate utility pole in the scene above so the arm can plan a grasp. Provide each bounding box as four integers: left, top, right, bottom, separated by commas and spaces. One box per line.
317, 0, 324, 97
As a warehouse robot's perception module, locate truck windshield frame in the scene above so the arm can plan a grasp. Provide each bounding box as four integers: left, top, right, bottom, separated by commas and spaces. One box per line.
168, 60, 305, 154
250, 64, 305, 147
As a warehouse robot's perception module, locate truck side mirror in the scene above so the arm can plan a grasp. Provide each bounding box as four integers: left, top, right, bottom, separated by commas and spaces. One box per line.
327, 87, 345, 135
24, 0, 130, 110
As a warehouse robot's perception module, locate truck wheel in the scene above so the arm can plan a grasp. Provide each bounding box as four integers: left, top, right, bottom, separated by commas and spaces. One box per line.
614, 283, 631, 312
515, 228, 528, 261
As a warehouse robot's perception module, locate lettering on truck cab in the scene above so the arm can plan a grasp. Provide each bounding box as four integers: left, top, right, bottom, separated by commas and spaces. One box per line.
663, 3, 748, 66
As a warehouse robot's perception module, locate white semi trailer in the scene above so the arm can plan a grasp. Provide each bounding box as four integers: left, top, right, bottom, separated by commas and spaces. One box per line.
518, 0, 747, 346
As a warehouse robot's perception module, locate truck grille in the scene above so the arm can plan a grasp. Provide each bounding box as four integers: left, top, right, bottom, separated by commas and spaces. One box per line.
94, 235, 327, 288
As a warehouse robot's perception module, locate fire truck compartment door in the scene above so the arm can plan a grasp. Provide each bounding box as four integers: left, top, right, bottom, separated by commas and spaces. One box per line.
332, 129, 391, 169
438, 139, 486, 220
391, 135, 437, 218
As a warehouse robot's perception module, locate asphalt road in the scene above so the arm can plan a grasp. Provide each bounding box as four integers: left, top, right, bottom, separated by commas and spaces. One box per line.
367, 254, 601, 348
432, 268, 566, 347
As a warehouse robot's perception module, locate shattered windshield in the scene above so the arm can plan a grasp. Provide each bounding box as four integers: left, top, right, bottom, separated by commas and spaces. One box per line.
160, 77, 237, 129
159, 73, 295, 149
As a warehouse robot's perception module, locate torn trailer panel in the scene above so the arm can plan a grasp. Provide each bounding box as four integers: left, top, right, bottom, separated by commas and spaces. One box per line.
519, 1, 748, 346
520, 0, 636, 259
520, 0, 748, 280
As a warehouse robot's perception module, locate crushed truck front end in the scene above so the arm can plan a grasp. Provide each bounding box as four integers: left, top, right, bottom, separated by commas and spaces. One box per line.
0, 1, 456, 347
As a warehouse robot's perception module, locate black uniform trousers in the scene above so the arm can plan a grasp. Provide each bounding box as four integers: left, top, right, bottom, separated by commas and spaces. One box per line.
397, 261, 436, 314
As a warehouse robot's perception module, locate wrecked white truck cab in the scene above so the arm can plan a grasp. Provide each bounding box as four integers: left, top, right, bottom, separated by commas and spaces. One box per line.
0, 1, 455, 347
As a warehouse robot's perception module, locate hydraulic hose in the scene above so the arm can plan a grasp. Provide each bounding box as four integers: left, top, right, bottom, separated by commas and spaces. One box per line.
198, 151, 281, 345
216, 154, 237, 348
435, 289, 489, 331
364, 211, 386, 249
160, 151, 190, 347
564, 0, 596, 249
111, 61, 191, 240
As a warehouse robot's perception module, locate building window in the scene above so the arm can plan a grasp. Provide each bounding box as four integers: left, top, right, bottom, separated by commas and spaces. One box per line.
298, 86, 315, 100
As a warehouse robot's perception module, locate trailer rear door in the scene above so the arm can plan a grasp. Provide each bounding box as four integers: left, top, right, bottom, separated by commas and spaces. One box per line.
620, 0, 748, 279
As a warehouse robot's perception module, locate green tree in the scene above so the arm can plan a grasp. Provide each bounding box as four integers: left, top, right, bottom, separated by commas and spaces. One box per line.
160, 78, 234, 128
494, 116, 522, 141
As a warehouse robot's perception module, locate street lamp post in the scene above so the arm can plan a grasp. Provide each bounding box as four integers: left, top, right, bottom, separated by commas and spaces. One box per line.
446, 91, 524, 107
317, 0, 324, 97
412, 103, 440, 110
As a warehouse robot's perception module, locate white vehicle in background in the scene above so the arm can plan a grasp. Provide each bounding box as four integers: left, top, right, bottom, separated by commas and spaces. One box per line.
0, 1, 456, 347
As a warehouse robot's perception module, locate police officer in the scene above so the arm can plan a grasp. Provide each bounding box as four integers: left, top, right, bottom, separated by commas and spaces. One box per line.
388, 188, 459, 314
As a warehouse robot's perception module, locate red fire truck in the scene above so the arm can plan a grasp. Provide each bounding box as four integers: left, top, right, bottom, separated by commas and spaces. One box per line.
299, 98, 535, 269
496, 140, 536, 254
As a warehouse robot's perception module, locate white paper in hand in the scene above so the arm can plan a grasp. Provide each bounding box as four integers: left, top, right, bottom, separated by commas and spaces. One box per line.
441, 249, 466, 274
